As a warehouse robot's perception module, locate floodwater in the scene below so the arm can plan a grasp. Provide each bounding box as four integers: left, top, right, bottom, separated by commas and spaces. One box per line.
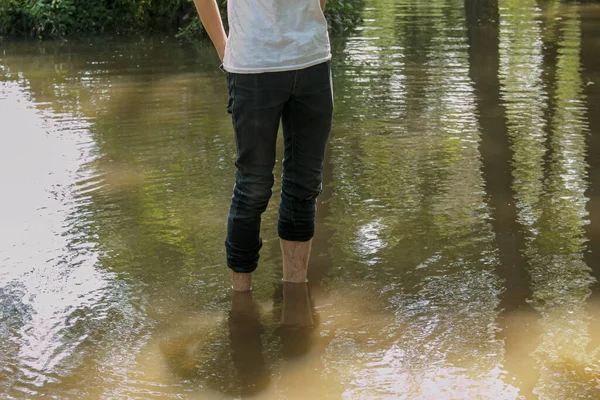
1, 0, 600, 398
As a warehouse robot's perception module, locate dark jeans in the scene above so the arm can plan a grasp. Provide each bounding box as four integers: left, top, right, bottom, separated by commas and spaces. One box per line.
225, 61, 333, 273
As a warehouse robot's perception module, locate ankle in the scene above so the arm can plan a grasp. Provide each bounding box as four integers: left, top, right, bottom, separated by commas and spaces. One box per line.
232, 271, 252, 291
280, 239, 312, 283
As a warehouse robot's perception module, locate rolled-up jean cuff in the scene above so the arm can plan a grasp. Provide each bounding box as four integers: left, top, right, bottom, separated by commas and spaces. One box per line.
278, 228, 314, 242
227, 259, 259, 274
225, 239, 262, 273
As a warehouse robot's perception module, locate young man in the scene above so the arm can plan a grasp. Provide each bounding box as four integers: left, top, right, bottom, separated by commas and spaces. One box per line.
193, 0, 333, 291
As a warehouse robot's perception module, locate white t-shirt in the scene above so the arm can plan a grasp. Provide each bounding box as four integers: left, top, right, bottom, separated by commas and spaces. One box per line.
223, 0, 331, 73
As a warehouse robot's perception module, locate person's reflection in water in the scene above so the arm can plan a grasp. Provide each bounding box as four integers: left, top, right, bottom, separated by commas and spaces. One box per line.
228, 290, 270, 396
228, 281, 317, 397
277, 282, 315, 360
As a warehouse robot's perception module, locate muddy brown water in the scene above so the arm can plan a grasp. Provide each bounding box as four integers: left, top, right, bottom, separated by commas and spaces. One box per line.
1, 0, 600, 398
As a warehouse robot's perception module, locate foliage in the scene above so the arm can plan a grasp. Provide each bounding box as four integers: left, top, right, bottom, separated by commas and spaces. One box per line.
0, 0, 362, 39
0, 0, 142, 38
175, 0, 227, 40
177, 0, 362, 40
325, 0, 363, 33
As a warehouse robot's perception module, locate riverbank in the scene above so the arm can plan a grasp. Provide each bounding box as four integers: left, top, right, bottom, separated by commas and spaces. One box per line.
0, 0, 362, 40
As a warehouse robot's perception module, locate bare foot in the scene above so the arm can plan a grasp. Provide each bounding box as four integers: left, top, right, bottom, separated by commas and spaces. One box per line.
232, 271, 252, 291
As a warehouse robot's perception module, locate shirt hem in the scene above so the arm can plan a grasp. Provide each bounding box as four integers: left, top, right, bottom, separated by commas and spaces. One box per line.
223, 54, 332, 74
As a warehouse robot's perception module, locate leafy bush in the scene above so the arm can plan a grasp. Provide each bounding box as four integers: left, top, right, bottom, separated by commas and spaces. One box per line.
175, 0, 227, 40
176, 0, 362, 40
0, 0, 142, 37
325, 0, 363, 33
0, 0, 361, 39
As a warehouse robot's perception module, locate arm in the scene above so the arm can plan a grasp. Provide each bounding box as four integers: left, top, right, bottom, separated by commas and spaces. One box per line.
192, 0, 227, 62
320, 0, 326, 11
